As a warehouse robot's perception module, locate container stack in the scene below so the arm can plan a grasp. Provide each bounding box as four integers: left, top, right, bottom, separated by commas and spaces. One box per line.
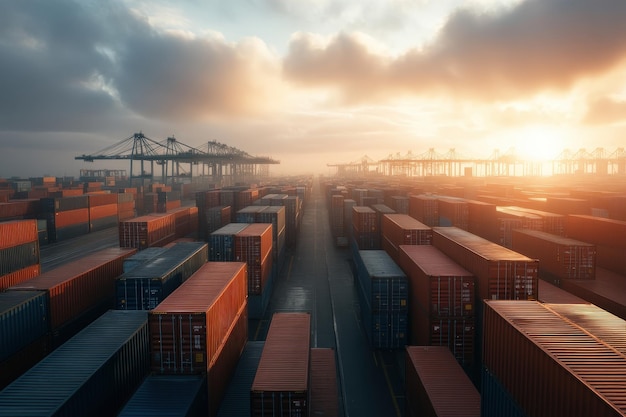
405, 346, 480, 417
352, 206, 379, 250
236, 205, 267, 223
408, 195, 439, 227
466, 199, 498, 243
41, 195, 90, 242
437, 196, 468, 229
495, 206, 543, 248
0, 199, 40, 221
0, 310, 150, 417
156, 190, 181, 213
257, 206, 287, 271
482, 300, 626, 417
251, 313, 311, 417
398, 245, 475, 370
372, 204, 396, 246
381, 214, 431, 264
117, 190, 136, 221
330, 194, 345, 242
119, 212, 177, 249
235, 223, 273, 319
511, 229, 596, 285
115, 242, 208, 310
566, 214, 626, 275
342, 199, 356, 244
196, 189, 223, 240
209, 223, 249, 261
354, 250, 408, 349
504, 206, 565, 236
284, 196, 301, 247
389, 195, 409, 214
309, 348, 339, 417
8, 247, 137, 348
149, 262, 248, 416
0, 219, 40, 290
87, 193, 118, 232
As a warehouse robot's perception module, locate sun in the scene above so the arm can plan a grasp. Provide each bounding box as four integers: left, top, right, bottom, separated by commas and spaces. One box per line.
512, 125, 566, 161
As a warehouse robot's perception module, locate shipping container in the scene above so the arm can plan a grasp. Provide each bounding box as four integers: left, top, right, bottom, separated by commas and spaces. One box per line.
437, 197, 468, 229
537, 279, 588, 304
354, 250, 408, 313
0, 199, 40, 220
0, 310, 150, 417
0, 290, 48, 364
117, 375, 208, 417
8, 247, 137, 340
389, 196, 409, 214
236, 205, 267, 223
251, 313, 311, 417
122, 247, 168, 273
330, 195, 344, 238
202, 206, 232, 240
0, 219, 39, 249
0, 242, 39, 280
0, 264, 41, 292
381, 214, 431, 263
482, 300, 626, 417
235, 223, 273, 295
216, 341, 265, 417
511, 229, 596, 283
560, 267, 626, 321
352, 206, 379, 250
116, 242, 209, 310
502, 206, 565, 236
149, 262, 247, 375
410, 314, 474, 367
40, 195, 89, 212
405, 346, 480, 417
566, 214, 626, 274
466, 199, 498, 242
209, 223, 249, 261
119, 213, 177, 249
309, 348, 339, 417
409, 195, 439, 227
432, 227, 538, 302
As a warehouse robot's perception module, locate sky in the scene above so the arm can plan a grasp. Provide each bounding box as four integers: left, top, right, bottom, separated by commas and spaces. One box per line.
2, 0, 626, 178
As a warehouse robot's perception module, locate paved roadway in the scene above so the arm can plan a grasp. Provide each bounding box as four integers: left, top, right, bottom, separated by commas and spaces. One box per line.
250, 177, 405, 417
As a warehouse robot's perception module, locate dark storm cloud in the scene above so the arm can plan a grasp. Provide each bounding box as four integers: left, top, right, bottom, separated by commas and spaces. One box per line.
284, 0, 626, 101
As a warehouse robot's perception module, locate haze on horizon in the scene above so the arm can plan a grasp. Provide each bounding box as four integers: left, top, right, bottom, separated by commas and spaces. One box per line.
1, 0, 626, 179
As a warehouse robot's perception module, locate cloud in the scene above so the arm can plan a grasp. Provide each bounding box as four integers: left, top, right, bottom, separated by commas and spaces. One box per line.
284, 0, 626, 101
584, 97, 626, 125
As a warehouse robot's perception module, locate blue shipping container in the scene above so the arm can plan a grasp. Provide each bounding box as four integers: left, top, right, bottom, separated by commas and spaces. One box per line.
355, 250, 408, 313
209, 223, 248, 261
0, 290, 48, 363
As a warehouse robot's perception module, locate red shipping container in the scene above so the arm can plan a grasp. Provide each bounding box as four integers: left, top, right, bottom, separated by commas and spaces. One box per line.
0, 200, 40, 220
537, 279, 588, 304
0, 219, 38, 249
119, 213, 176, 249
483, 300, 626, 417
50, 189, 83, 198
235, 223, 273, 295
88, 203, 118, 221
0, 264, 40, 291
566, 214, 626, 248
412, 312, 475, 367
381, 214, 431, 263
511, 229, 596, 281
432, 227, 538, 301
437, 197, 468, 230
398, 245, 475, 318
352, 206, 377, 233
466, 199, 498, 242
405, 346, 480, 417
545, 196, 590, 215
149, 262, 248, 375
87, 193, 118, 206
309, 348, 339, 417
251, 313, 311, 417
505, 206, 565, 236
409, 195, 439, 227
8, 247, 136, 330
560, 267, 626, 321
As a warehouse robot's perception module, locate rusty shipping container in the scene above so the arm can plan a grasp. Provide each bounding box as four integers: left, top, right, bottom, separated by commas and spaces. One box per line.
511, 229, 596, 283
119, 213, 177, 249
309, 348, 339, 417
8, 247, 137, 335
381, 214, 432, 263
235, 223, 273, 295
409, 195, 439, 227
482, 300, 626, 417
0, 310, 150, 417
432, 227, 538, 301
251, 312, 311, 417
405, 346, 480, 417
398, 245, 475, 319
149, 262, 247, 375
437, 197, 468, 229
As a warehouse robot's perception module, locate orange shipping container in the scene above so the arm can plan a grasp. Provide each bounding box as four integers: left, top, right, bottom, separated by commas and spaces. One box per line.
0, 220, 38, 249
149, 262, 248, 375
89, 203, 118, 220
0, 264, 40, 291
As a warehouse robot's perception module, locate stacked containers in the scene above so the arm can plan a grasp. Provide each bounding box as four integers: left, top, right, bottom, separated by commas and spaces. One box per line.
330, 194, 344, 240
0, 291, 49, 390
537, 279, 588, 304
257, 206, 286, 272
119, 212, 177, 249
8, 247, 137, 347
511, 229, 596, 284
495, 207, 543, 248
354, 250, 408, 349
309, 348, 339, 417
149, 262, 248, 416
41, 195, 90, 242
156, 190, 182, 213
405, 346, 480, 417
284, 196, 300, 247
237, 188, 259, 210
87, 193, 118, 232
482, 300, 626, 417
504, 206, 565, 236
466, 199, 498, 243
559, 268, 626, 321
389, 196, 409, 214
117, 375, 208, 417
236, 205, 267, 223
398, 245, 475, 369
343, 199, 356, 243
209, 223, 249, 261
0, 199, 40, 221
372, 204, 396, 248
251, 313, 311, 417
235, 223, 273, 296
566, 215, 626, 275
408, 195, 439, 227
0, 310, 150, 417
0, 220, 40, 290
437, 197, 468, 229
116, 242, 209, 310
203, 206, 232, 240
381, 214, 432, 264
196, 190, 222, 240
352, 206, 379, 250
117, 191, 136, 221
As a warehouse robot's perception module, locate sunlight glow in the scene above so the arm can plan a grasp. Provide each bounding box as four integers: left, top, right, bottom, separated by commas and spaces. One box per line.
512, 126, 566, 161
